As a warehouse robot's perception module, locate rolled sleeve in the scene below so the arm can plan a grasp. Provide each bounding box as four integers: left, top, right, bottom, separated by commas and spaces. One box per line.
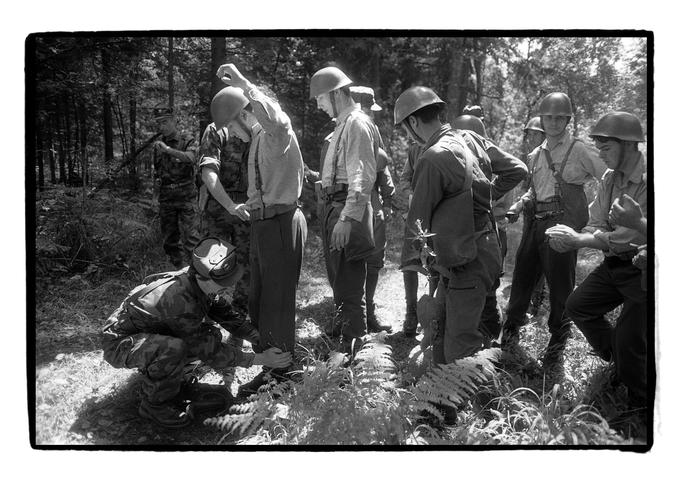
198, 125, 223, 172
245, 87, 291, 155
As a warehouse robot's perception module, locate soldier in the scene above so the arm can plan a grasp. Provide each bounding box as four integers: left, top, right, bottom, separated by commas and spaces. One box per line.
101, 237, 291, 428
198, 99, 251, 316
212, 64, 307, 395
349, 86, 394, 333
310, 66, 379, 351
502, 92, 606, 377
513, 116, 549, 316
546, 111, 649, 408
152, 108, 202, 268
451, 114, 528, 345
395, 86, 502, 365
399, 142, 436, 338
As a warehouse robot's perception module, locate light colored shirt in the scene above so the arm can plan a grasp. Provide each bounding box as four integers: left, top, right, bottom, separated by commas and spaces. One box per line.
244, 88, 304, 210
321, 105, 379, 221
584, 153, 647, 255
522, 131, 606, 203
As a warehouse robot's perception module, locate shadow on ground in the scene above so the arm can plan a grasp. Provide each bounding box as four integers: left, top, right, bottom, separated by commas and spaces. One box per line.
69, 372, 228, 446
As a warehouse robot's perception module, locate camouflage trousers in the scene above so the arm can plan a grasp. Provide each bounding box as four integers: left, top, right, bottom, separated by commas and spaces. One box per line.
200, 197, 251, 315
159, 196, 201, 267
102, 323, 236, 404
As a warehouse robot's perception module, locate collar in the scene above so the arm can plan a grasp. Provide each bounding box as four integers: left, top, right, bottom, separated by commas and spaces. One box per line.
335, 104, 361, 126
543, 130, 571, 151
422, 123, 453, 152
615, 152, 645, 187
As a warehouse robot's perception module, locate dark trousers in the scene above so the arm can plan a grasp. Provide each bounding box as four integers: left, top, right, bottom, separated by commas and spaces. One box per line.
321, 202, 370, 338
433, 231, 502, 363
159, 198, 201, 265
565, 259, 648, 400
479, 226, 507, 340
505, 216, 576, 338
249, 208, 307, 354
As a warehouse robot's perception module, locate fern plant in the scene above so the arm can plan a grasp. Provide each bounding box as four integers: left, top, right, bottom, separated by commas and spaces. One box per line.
204, 334, 414, 444
410, 348, 502, 423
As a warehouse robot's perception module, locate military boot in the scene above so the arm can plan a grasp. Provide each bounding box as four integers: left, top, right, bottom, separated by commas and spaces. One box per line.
501, 324, 541, 373
138, 399, 191, 428
403, 302, 419, 337
366, 303, 392, 333
541, 332, 570, 383
180, 376, 234, 415
236, 370, 273, 398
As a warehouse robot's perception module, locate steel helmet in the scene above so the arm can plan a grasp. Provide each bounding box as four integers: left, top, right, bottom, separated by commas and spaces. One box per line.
309, 66, 353, 99
192, 237, 243, 287
350, 85, 382, 111
462, 105, 484, 119
524, 116, 544, 133
538, 92, 573, 116
453, 114, 487, 137
589, 111, 645, 142
211, 87, 249, 129
394, 86, 445, 125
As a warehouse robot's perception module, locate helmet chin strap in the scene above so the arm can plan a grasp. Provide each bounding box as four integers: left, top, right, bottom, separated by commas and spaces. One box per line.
330, 90, 340, 118
405, 117, 427, 145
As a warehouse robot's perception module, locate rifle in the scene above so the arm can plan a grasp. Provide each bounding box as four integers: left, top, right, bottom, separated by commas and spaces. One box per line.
90, 132, 162, 195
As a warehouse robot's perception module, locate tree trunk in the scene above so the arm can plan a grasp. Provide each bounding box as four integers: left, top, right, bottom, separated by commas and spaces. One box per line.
102, 46, 114, 165
64, 95, 73, 180
168, 37, 174, 109
56, 103, 66, 183
78, 100, 88, 184
199, 37, 227, 135
47, 114, 56, 184
129, 95, 137, 176
36, 123, 44, 191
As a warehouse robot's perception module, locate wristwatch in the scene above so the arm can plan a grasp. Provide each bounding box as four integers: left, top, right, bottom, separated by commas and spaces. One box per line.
339, 214, 349, 223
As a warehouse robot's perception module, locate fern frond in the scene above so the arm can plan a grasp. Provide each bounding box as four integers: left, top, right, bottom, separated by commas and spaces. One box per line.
412, 348, 501, 413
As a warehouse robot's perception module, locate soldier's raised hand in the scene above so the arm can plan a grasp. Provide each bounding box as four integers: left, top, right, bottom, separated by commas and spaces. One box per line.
217, 63, 247, 89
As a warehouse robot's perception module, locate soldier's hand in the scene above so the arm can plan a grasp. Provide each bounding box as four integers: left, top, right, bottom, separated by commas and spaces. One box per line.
228, 203, 251, 222
609, 194, 645, 231
154, 140, 169, 152
254, 348, 292, 369
330, 219, 352, 251
217, 63, 247, 88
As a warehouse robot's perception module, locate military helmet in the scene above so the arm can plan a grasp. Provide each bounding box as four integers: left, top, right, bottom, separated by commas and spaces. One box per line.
538, 92, 573, 116
192, 237, 243, 287
394, 86, 445, 125
211, 87, 249, 129
350, 85, 382, 111
589, 111, 645, 142
462, 105, 484, 119
309, 66, 353, 99
524, 116, 544, 133
453, 114, 487, 138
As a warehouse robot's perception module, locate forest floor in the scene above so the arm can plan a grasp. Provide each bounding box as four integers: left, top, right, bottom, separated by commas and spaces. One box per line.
33, 187, 649, 446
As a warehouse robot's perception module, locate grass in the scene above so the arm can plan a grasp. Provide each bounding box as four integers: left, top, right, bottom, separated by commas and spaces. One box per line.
33, 196, 648, 446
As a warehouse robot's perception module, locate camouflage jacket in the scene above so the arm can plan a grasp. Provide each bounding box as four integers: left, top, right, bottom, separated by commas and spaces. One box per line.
102, 269, 249, 363
198, 123, 250, 197
153, 130, 198, 199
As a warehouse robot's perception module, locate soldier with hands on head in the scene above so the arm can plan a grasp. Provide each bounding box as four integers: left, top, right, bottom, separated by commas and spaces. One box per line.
101, 237, 290, 428
501, 92, 606, 377
152, 107, 202, 268
212, 63, 308, 394
310, 66, 380, 350
546, 112, 649, 407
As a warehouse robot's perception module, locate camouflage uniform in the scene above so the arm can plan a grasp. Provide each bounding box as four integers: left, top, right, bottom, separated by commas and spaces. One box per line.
153, 131, 201, 267
101, 269, 255, 405
198, 123, 251, 314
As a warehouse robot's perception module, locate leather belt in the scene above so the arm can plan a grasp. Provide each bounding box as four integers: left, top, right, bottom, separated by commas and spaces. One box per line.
535, 199, 562, 213
249, 203, 299, 221
161, 180, 194, 190
321, 183, 349, 202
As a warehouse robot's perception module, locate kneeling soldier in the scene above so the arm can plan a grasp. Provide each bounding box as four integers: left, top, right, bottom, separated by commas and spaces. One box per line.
101, 237, 292, 428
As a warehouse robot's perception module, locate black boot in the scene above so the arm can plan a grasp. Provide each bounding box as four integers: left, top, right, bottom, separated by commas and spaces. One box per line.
541, 330, 570, 383
403, 302, 419, 337
367, 302, 392, 333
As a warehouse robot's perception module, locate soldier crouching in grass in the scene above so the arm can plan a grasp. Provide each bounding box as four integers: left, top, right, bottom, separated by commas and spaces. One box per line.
101, 237, 292, 429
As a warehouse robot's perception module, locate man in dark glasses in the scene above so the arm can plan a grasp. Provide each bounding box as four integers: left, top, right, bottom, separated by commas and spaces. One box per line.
101, 237, 292, 428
